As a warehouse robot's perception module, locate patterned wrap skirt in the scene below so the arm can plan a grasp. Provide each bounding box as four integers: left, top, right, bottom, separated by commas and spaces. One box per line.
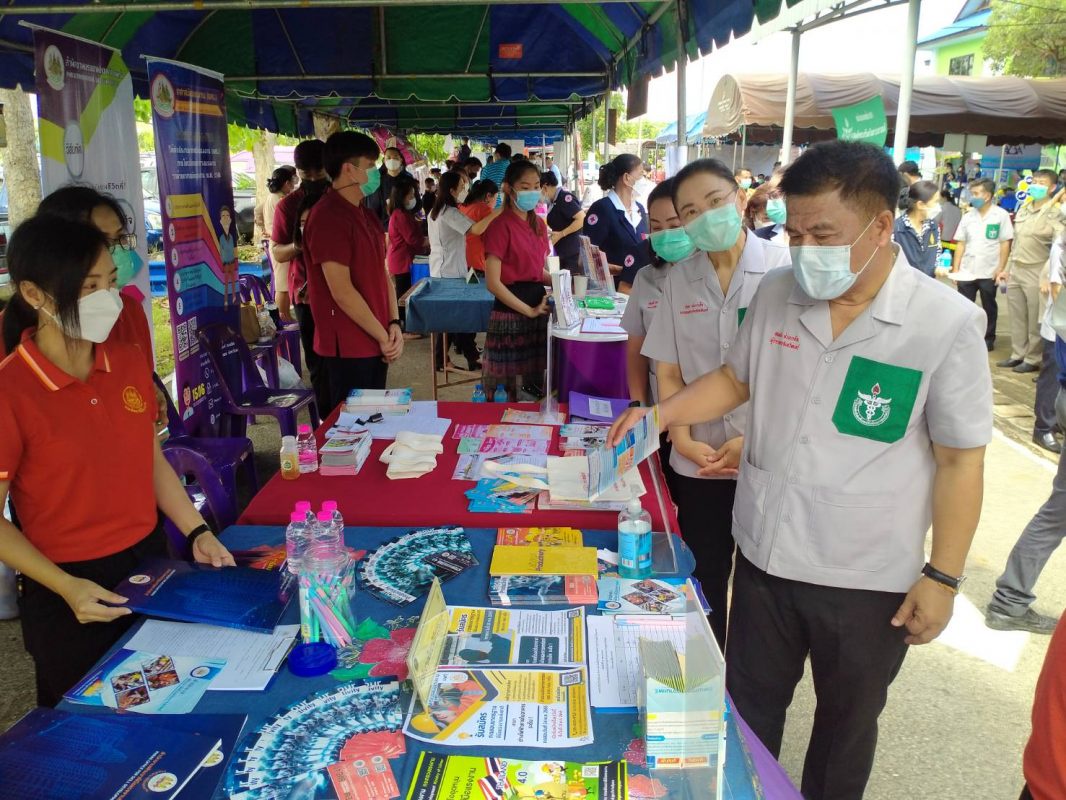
484, 281, 548, 378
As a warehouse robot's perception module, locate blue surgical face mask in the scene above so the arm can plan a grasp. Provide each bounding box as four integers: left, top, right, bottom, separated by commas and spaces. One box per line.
515, 190, 541, 212
970, 197, 987, 209
684, 197, 743, 253
790, 216, 879, 301
766, 197, 787, 225
112, 247, 144, 288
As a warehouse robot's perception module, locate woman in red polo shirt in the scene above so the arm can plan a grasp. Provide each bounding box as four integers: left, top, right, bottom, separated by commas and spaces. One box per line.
0, 216, 234, 706
482, 160, 551, 401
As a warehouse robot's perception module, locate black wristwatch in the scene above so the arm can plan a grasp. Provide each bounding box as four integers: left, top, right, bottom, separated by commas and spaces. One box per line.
921, 562, 965, 593
187, 523, 214, 548
388, 319, 402, 329
628, 400, 643, 408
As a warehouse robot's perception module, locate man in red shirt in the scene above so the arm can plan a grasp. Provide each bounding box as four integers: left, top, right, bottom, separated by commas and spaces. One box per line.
1022, 616, 1066, 799
303, 131, 402, 412
271, 139, 331, 417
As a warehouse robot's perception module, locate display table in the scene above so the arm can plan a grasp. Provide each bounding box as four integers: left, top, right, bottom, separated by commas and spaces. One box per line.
239, 401, 679, 534
404, 278, 496, 399
552, 300, 630, 400
57, 524, 802, 799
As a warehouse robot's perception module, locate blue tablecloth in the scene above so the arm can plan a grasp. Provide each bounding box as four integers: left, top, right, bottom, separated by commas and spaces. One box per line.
57, 526, 778, 799
405, 278, 495, 334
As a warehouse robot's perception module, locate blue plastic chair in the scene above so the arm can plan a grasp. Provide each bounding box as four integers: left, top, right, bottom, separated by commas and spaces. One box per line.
197, 324, 320, 439
160, 443, 237, 559
238, 273, 303, 379
156, 374, 258, 503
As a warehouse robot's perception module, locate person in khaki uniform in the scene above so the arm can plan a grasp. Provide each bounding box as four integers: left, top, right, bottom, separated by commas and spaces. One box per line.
609, 141, 992, 800
998, 170, 1065, 372
640, 158, 790, 647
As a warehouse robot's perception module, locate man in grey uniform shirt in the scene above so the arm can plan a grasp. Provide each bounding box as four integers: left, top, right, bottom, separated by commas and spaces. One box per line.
609, 141, 993, 800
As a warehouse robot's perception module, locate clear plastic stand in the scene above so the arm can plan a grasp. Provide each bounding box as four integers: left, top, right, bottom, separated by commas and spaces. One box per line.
541, 314, 559, 420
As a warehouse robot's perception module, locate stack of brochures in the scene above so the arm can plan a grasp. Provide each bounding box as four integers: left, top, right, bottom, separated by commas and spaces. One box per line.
559, 423, 609, 453
488, 539, 599, 606
318, 430, 373, 476
344, 387, 412, 415
406, 753, 628, 800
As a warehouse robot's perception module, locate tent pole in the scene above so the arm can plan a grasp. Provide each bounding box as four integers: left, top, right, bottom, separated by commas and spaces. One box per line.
732, 140, 737, 171
781, 28, 800, 166
675, 0, 688, 168
998, 144, 1006, 185
740, 125, 747, 170
892, 0, 921, 165
591, 103, 597, 166
603, 92, 610, 165
542, 134, 547, 170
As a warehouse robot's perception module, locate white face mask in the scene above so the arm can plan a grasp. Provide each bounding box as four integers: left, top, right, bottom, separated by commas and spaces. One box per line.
384, 158, 402, 173
455, 186, 469, 204
924, 203, 941, 219
790, 216, 879, 301
405, 196, 418, 211
45, 288, 123, 343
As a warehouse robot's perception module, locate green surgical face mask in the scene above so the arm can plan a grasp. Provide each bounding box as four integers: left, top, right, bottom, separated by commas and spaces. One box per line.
112, 247, 144, 288
684, 199, 743, 253
1028, 184, 1049, 202
361, 164, 381, 195
766, 197, 787, 225
648, 228, 696, 263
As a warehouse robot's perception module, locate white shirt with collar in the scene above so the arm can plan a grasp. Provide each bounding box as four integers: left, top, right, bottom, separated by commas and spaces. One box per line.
724, 246, 993, 592
642, 233, 791, 479
606, 189, 645, 231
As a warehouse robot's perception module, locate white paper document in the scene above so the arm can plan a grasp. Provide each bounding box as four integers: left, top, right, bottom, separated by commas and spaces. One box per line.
586, 614, 686, 708
329, 402, 451, 441
126, 620, 300, 691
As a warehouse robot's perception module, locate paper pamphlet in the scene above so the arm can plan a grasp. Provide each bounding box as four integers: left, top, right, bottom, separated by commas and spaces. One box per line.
489, 545, 598, 576
406, 578, 450, 710
65, 648, 225, 714
452, 453, 548, 481
453, 423, 554, 441
586, 406, 660, 500
500, 409, 565, 425
580, 317, 625, 335
551, 269, 581, 329
547, 455, 646, 503
126, 620, 299, 692
403, 665, 594, 748
568, 391, 630, 423
586, 614, 687, 709
458, 437, 552, 455
496, 527, 583, 546
439, 606, 585, 667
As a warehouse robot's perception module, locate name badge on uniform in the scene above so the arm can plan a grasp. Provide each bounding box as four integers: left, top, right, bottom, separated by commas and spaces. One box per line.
985, 223, 1000, 240
831, 356, 923, 444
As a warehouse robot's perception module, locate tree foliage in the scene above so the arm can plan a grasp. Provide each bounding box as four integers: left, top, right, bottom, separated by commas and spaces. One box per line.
574, 92, 665, 160
984, 0, 1066, 77
407, 132, 448, 165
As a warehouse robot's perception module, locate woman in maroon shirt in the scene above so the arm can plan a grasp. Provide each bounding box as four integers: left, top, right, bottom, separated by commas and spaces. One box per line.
482, 160, 551, 400
386, 176, 428, 332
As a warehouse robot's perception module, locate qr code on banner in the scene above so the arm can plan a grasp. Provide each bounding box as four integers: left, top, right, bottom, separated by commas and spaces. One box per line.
186, 316, 199, 353
175, 321, 189, 355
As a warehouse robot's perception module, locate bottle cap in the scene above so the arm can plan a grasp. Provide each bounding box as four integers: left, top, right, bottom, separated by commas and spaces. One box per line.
288, 642, 337, 677
317, 510, 333, 523
321, 500, 338, 513
298, 424, 312, 434
628, 498, 643, 513
290, 511, 305, 523
282, 435, 297, 446
295, 501, 312, 513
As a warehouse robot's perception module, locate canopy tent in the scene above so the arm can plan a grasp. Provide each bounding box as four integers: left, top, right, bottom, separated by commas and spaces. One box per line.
703, 73, 1066, 147
0, 0, 758, 137
655, 110, 706, 144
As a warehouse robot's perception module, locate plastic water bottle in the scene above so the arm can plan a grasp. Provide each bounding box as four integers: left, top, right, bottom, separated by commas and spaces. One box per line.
618, 497, 653, 579
313, 510, 344, 561
280, 436, 300, 480
285, 511, 311, 574
294, 500, 315, 524
471, 383, 487, 403
296, 424, 318, 473
493, 385, 509, 403
320, 501, 345, 551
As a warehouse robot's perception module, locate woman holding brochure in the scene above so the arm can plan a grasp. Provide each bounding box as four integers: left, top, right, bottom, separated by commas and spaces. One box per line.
482, 160, 551, 402
641, 159, 791, 646
0, 216, 234, 706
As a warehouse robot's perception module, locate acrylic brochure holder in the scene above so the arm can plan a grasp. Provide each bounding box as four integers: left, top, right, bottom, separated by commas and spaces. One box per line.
637, 585, 727, 798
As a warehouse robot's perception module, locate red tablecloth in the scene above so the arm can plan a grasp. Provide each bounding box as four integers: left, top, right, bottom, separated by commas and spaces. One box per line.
239, 401, 679, 533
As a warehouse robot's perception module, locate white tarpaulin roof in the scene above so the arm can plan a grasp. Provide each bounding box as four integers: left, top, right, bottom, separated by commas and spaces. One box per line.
703, 73, 1066, 145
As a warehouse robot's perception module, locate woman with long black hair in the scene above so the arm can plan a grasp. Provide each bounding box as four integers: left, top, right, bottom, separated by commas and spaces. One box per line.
583, 153, 650, 293
482, 160, 551, 400
0, 215, 234, 706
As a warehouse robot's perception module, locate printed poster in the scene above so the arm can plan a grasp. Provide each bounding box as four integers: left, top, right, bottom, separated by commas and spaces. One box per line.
32, 27, 151, 327
148, 57, 238, 434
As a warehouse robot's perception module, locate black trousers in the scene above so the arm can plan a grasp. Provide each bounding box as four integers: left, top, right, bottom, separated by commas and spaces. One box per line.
672, 474, 736, 648
18, 526, 167, 707
726, 555, 909, 800
294, 303, 330, 420
957, 279, 999, 346
1034, 338, 1058, 436
325, 355, 388, 413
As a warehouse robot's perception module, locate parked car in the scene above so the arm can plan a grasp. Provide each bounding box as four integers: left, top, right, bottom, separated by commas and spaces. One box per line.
141, 167, 256, 243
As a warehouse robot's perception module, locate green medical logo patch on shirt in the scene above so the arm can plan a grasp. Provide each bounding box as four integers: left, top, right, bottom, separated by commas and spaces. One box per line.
831, 356, 923, 443
985, 223, 1001, 240
737, 307, 748, 326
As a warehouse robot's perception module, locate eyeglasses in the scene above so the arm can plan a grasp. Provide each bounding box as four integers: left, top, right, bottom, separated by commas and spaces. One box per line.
108, 233, 137, 253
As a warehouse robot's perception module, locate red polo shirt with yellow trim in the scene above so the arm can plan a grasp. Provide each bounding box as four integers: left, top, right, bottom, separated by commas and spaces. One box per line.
0, 332, 158, 563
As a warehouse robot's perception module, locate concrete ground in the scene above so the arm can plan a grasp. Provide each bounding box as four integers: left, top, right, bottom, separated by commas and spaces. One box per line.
1, 295, 1062, 800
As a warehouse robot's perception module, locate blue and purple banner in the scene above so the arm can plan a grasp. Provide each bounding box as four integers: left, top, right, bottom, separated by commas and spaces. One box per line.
147, 57, 238, 434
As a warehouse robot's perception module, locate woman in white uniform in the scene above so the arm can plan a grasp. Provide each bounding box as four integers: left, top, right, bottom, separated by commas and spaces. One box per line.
642, 158, 791, 646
